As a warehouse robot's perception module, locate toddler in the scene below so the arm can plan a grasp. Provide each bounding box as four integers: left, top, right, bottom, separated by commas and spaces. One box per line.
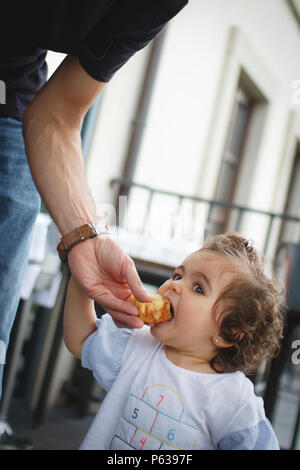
64, 232, 285, 450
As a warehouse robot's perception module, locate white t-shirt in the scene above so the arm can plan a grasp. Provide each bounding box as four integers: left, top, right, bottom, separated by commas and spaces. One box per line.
80, 314, 279, 450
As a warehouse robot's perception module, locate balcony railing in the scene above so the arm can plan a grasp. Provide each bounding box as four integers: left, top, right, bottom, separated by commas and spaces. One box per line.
111, 178, 300, 256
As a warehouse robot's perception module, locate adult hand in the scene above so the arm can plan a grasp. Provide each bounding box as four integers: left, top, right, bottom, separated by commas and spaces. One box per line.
67, 235, 153, 328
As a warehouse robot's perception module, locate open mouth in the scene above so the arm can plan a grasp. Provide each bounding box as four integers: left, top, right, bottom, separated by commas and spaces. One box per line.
170, 303, 174, 318
164, 296, 174, 320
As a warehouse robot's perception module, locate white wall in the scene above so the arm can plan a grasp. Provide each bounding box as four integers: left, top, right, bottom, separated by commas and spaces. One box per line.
85, 45, 152, 213
46, 51, 66, 78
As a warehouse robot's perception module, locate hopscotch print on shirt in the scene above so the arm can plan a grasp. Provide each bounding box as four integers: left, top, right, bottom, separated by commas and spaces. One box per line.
109, 384, 201, 450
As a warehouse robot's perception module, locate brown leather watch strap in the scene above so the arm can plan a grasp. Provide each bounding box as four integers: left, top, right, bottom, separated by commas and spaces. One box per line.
57, 223, 101, 262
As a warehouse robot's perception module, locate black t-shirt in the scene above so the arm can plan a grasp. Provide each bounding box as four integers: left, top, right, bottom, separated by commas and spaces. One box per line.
0, 0, 188, 121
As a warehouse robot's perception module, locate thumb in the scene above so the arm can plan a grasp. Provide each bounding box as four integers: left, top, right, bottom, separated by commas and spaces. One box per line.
123, 256, 153, 302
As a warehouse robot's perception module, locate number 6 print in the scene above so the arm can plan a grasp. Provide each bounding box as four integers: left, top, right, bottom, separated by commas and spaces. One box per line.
167, 428, 175, 441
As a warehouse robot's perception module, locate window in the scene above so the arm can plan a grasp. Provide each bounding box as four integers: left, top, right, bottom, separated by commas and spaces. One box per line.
207, 69, 268, 235
279, 142, 300, 244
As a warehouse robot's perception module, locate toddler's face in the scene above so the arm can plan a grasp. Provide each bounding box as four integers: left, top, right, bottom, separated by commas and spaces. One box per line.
151, 250, 238, 362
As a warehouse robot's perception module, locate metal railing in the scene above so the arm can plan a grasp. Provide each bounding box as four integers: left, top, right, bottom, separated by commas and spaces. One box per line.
111, 178, 300, 255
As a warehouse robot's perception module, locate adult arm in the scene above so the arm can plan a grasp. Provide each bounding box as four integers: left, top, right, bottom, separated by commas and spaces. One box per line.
23, 55, 152, 328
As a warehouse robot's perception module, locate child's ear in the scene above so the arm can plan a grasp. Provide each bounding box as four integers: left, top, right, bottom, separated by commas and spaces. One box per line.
213, 330, 245, 349
213, 335, 234, 349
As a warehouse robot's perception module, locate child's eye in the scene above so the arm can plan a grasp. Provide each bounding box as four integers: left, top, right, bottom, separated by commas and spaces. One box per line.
172, 273, 182, 281
193, 284, 204, 294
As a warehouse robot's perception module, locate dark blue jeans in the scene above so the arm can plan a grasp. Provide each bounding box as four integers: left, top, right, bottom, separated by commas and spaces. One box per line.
0, 117, 41, 399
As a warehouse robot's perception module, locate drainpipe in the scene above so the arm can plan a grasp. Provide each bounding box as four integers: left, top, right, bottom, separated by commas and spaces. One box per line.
116, 27, 168, 221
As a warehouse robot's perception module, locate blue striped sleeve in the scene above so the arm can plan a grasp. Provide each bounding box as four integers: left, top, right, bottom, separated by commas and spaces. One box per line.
217, 418, 280, 450
81, 314, 133, 392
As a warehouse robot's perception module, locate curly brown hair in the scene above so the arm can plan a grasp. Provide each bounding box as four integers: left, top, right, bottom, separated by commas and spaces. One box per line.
201, 232, 286, 375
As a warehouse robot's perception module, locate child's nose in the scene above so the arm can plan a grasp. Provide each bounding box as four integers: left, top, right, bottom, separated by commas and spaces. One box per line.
170, 280, 182, 294
158, 281, 169, 296
159, 279, 182, 296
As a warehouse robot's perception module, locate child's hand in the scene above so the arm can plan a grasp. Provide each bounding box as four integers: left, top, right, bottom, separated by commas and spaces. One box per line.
67, 235, 152, 328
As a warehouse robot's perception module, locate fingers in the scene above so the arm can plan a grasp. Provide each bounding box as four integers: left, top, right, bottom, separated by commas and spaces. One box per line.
93, 291, 145, 328
106, 309, 144, 329
122, 257, 153, 302
113, 320, 128, 328
94, 291, 140, 317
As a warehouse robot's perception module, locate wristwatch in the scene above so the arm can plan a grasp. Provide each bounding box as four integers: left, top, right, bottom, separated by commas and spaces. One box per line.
57, 223, 109, 262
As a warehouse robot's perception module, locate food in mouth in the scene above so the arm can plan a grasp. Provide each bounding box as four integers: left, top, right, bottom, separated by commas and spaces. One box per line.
132, 294, 172, 323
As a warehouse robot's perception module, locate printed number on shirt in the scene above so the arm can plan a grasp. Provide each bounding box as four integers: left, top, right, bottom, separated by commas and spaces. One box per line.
156, 395, 165, 407
168, 429, 176, 441
140, 436, 146, 449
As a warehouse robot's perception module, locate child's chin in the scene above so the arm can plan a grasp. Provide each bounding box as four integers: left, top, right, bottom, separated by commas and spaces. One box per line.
150, 319, 172, 337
